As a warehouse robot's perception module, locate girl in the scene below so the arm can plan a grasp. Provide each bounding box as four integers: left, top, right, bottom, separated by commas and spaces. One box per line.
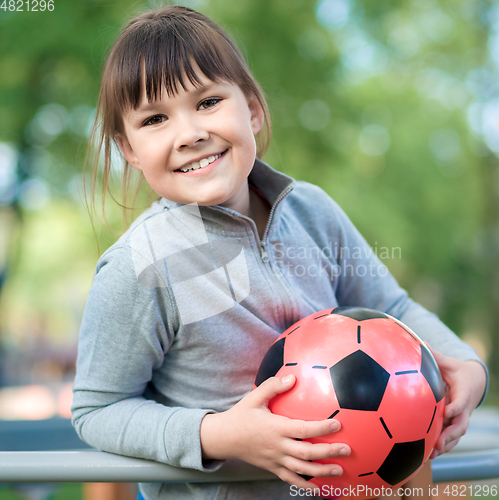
71, 6, 487, 500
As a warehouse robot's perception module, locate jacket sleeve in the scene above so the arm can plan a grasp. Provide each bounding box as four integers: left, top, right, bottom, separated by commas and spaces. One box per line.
301, 183, 488, 404
71, 244, 222, 471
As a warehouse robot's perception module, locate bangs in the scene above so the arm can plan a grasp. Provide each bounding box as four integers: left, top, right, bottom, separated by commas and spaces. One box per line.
112, 13, 244, 112
99, 6, 271, 159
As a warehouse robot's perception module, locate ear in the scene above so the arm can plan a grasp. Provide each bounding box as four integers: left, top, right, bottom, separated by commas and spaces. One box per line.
247, 95, 265, 135
115, 133, 142, 171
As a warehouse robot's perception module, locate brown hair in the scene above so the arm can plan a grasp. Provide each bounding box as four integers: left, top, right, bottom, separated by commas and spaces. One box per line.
85, 5, 271, 229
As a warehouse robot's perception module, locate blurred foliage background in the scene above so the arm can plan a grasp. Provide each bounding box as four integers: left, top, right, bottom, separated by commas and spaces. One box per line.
0, 0, 498, 411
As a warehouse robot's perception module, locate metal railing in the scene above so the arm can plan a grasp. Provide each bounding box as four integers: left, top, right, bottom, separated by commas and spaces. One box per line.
0, 449, 498, 484
0, 407, 498, 484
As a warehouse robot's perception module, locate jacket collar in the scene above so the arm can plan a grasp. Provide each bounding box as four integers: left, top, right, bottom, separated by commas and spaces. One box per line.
248, 159, 295, 207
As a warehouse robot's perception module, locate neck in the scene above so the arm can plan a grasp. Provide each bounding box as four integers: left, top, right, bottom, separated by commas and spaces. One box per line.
220, 181, 252, 218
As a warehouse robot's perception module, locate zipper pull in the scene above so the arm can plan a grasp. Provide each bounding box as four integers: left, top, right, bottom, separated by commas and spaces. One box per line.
260, 241, 269, 263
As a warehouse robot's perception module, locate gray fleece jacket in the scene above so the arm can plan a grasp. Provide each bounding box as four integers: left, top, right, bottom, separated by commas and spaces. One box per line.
72, 159, 487, 500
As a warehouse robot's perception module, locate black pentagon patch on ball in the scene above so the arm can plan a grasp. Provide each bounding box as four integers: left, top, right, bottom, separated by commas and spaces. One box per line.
330, 350, 390, 411
331, 307, 389, 321
255, 338, 286, 387
420, 345, 445, 402
377, 439, 425, 486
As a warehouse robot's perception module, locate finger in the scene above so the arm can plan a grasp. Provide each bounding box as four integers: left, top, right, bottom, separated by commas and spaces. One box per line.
441, 436, 462, 454
286, 439, 351, 462
425, 345, 445, 363
433, 414, 468, 456
426, 345, 457, 373
444, 394, 467, 419
425, 344, 462, 375
283, 455, 343, 480
444, 413, 468, 444
249, 375, 296, 407
443, 380, 471, 419
288, 418, 341, 440
433, 432, 462, 458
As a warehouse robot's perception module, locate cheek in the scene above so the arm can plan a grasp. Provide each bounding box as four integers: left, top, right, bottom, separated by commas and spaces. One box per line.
138, 143, 166, 165
233, 121, 258, 151
223, 104, 257, 142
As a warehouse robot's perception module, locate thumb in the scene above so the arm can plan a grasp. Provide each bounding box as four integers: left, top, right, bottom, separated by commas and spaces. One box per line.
250, 374, 296, 407
425, 343, 452, 369
427, 346, 456, 373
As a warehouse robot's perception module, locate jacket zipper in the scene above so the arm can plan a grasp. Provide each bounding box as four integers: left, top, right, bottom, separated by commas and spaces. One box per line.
257, 186, 297, 326
261, 186, 293, 246
260, 240, 269, 262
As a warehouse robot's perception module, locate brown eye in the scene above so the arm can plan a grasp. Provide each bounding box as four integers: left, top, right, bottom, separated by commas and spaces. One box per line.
144, 115, 166, 126
198, 98, 221, 110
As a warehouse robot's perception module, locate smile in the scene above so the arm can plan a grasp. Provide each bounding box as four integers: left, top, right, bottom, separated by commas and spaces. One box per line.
177, 152, 224, 173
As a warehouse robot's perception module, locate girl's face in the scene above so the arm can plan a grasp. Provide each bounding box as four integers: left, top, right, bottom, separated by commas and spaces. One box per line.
115, 69, 264, 215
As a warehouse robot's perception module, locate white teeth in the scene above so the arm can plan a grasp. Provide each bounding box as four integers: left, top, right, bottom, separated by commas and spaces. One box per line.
179, 153, 221, 172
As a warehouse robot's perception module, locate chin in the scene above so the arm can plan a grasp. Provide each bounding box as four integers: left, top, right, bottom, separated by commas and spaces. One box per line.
192, 192, 231, 208
199, 199, 228, 208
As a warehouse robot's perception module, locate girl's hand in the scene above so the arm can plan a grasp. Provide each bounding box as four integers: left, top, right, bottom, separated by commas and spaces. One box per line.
428, 348, 487, 458
200, 374, 351, 490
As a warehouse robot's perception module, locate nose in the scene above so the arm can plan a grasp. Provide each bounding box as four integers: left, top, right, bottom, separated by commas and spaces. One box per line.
174, 113, 209, 150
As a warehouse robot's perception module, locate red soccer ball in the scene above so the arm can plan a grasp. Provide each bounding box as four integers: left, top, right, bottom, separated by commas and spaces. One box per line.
255, 307, 445, 499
